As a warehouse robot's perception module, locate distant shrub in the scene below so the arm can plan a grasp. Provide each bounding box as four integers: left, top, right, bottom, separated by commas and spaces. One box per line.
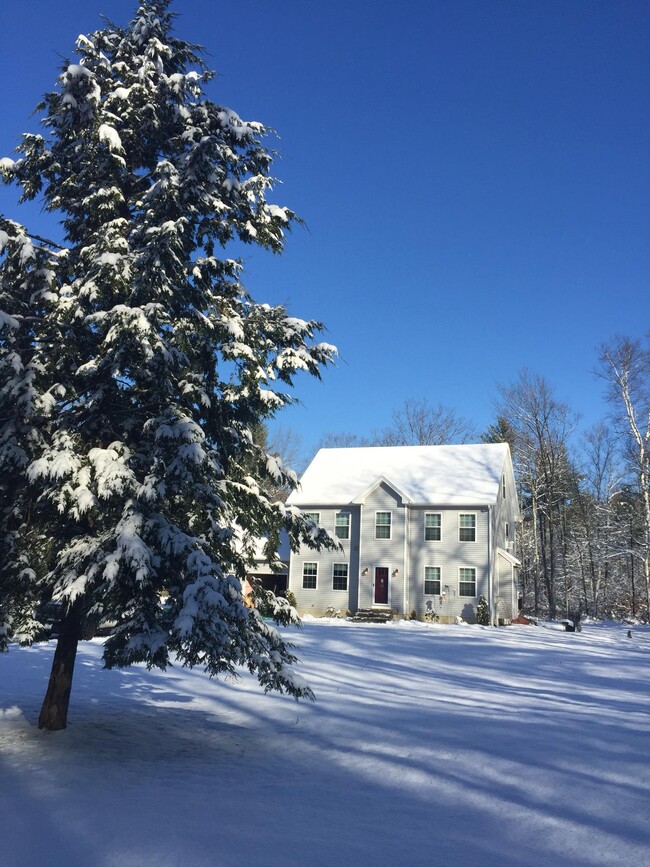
424, 605, 439, 623
284, 589, 298, 608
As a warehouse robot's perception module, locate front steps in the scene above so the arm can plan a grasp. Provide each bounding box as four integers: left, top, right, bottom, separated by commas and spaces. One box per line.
349, 607, 394, 624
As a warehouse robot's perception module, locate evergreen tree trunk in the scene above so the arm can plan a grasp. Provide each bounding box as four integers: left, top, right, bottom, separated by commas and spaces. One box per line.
38, 607, 81, 731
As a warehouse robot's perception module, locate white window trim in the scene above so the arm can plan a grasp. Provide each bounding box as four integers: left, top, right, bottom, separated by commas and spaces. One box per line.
375, 510, 392, 540
302, 561, 318, 590
459, 512, 477, 543
335, 511, 351, 540
424, 511, 442, 542
424, 565, 441, 596
332, 562, 349, 592
458, 566, 477, 597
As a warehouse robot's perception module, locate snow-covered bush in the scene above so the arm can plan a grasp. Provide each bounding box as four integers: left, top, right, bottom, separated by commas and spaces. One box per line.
476, 595, 490, 625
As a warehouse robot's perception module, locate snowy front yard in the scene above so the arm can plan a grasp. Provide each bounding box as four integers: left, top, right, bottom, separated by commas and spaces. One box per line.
1, 620, 649, 867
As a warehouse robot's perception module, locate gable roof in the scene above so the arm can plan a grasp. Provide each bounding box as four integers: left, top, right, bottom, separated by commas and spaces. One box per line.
287, 443, 511, 507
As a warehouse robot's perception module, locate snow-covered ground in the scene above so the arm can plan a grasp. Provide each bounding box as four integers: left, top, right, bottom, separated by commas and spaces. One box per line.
1, 619, 649, 867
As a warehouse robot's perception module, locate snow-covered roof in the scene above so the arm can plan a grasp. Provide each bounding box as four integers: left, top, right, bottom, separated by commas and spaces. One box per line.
251, 531, 291, 566
232, 529, 290, 570
287, 443, 511, 507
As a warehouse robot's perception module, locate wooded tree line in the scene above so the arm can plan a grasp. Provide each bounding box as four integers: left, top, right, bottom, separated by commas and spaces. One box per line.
310, 334, 650, 622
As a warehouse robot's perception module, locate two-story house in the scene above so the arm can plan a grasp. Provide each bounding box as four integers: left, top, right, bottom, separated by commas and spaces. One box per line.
286, 443, 520, 624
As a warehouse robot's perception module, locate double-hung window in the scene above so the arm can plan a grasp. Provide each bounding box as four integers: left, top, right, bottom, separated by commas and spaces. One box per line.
335, 512, 350, 540
459, 513, 476, 542
424, 566, 441, 595
303, 512, 320, 525
302, 562, 317, 589
375, 511, 392, 539
425, 512, 441, 541
333, 563, 348, 591
459, 567, 476, 597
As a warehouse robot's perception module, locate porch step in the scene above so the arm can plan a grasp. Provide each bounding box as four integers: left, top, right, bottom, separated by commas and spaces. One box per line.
349, 608, 394, 624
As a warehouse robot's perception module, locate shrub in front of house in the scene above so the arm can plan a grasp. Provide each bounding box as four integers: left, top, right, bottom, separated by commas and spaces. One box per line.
476, 596, 490, 626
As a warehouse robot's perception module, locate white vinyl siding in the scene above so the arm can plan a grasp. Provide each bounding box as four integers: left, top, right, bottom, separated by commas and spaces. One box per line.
424, 512, 441, 541
356, 483, 406, 614
288, 504, 361, 615
302, 562, 318, 589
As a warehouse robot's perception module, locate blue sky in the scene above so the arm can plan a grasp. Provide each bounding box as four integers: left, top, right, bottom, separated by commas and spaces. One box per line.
0, 1, 648, 459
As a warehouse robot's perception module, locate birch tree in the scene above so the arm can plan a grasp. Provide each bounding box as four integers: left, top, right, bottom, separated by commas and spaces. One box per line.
599, 336, 650, 619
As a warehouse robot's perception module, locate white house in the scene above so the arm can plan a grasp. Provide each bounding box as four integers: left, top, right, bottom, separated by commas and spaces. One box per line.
286, 443, 520, 624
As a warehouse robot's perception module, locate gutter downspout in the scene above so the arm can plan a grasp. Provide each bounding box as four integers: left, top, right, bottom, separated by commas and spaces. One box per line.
358, 502, 363, 612
487, 505, 494, 626
403, 504, 409, 618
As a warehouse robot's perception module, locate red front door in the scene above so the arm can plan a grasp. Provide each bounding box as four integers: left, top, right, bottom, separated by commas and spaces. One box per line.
374, 567, 389, 605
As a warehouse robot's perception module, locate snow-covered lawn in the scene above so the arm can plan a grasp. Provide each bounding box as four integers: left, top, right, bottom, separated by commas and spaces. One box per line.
1, 620, 649, 867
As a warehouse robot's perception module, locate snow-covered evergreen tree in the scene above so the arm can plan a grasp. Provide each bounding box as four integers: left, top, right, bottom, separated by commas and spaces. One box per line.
0, 1, 336, 730
475, 595, 490, 626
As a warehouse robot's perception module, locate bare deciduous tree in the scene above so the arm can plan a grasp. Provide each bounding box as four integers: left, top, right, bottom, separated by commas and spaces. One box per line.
599, 335, 650, 618
376, 398, 477, 446
569, 424, 623, 617
317, 431, 374, 450
496, 370, 578, 618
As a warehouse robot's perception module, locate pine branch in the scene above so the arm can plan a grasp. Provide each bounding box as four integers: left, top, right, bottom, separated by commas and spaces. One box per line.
26, 231, 66, 251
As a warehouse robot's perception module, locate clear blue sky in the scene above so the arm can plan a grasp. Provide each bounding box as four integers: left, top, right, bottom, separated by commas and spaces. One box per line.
1, 1, 648, 459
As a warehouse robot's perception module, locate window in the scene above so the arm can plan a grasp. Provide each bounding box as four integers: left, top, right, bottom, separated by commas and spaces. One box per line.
505, 522, 510, 540
424, 566, 441, 595
375, 511, 392, 539
424, 512, 441, 541
459, 567, 476, 597
302, 562, 317, 589
333, 563, 348, 591
459, 513, 476, 542
335, 512, 350, 540
303, 512, 320, 525
502, 475, 506, 498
